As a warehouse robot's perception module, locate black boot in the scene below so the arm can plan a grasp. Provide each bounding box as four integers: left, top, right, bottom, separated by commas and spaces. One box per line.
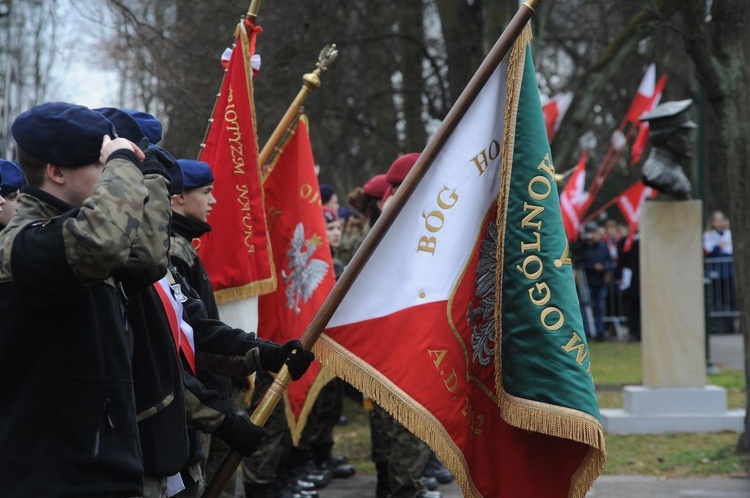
375, 461, 390, 498
244, 482, 272, 498
424, 452, 454, 484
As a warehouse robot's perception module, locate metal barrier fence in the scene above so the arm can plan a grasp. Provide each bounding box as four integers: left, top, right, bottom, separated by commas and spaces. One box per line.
705, 256, 739, 333
575, 256, 740, 340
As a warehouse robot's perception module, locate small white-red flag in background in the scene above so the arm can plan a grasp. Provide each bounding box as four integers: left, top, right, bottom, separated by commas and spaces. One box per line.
560, 151, 589, 241
542, 91, 573, 142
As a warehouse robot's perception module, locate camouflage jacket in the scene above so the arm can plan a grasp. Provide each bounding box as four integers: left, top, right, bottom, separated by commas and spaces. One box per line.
0, 150, 168, 498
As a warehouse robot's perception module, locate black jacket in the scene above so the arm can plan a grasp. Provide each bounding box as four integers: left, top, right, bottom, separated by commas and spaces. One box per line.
0, 153, 164, 498
170, 213, 231, 399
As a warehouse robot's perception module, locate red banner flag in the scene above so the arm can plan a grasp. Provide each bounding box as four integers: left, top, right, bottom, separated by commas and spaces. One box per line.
198, 19, 276, 302
560, 151, 589, 241
617, 181, 657, 251
259, 116, 336, 442
317, 29, 604, 497
542, 91, 573, 142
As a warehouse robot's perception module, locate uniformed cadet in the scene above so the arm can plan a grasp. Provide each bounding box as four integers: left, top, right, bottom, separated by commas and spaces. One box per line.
0, 160, 25, 229
0, 102, 162, 497
169, 158, 234, 498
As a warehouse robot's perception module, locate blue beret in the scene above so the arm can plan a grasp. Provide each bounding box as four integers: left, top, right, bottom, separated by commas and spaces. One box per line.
11, 102, 115, 168
177, 159, 214, 190
0, 160, 24, 197
123, 109, 162, 144
320, 184, 335, 204
95, 107, 146, 143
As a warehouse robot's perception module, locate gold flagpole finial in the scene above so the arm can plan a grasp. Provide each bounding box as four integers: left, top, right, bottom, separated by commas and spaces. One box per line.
316, 44, 338, 73
260, 44, 338, 167
247, 0, 262, 19
303, 44, 338, 90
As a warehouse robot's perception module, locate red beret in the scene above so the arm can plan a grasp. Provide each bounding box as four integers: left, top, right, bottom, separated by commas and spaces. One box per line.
322, 206, 338, 224
363, 174, 390, 199
385, 153, 420, 186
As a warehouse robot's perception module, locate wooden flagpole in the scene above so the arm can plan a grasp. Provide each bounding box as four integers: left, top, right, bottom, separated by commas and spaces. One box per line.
202, 1, 541, 496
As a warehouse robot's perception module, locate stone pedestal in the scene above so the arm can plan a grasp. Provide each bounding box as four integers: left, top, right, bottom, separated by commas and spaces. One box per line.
601, 386, 745, 434
600, 200, 745, 434
640, 200, 705, 387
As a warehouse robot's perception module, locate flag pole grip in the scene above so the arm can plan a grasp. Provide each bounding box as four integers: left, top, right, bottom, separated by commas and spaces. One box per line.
201, 367, 292, 498
299, 0, 540, 352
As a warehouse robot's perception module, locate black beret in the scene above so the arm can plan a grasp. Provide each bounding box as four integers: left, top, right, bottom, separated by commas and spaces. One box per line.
0, 160, 25, 197
95, 107, 146, 143
123, 109, 162, 144
320, 184, 335, 204
11, 102, 115, 168
177, 159, 214, 190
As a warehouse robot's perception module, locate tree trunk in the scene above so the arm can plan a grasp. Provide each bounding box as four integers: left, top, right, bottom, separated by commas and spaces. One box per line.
397, 0, 427, 152
434, 0, 483, 106
682, 0, 750, 452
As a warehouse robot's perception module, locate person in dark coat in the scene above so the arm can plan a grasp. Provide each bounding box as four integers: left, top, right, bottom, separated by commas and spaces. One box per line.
573, 222, 615, 341
0, 102, 164, 497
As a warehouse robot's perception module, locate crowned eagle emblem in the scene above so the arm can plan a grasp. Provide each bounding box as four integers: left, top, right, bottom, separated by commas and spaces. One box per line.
466, 220, 498, 367
281, 223, 329, 314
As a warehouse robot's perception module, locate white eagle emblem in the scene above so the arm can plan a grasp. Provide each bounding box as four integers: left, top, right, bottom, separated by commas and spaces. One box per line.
281, 223, 329, 314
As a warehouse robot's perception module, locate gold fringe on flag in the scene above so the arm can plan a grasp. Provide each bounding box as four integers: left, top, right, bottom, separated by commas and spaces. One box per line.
213, 276, 277, 305
286, 363, 337, 445
314, 335, 482, 497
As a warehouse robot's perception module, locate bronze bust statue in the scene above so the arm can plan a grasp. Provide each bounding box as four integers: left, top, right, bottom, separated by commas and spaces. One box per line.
638, 99, 697, 200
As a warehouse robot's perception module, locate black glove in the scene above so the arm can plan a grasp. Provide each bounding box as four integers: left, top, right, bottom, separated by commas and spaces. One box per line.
213, 412, 266, 457
138, 140, 184, 195
258, 339, 315, 380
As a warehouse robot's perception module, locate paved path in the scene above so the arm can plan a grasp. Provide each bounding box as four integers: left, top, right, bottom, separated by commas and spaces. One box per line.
316, 473, 750, 497
710, 333, 745, 371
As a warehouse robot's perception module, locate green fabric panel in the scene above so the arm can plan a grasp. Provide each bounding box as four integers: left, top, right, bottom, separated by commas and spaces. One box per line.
501, 46, 601, 420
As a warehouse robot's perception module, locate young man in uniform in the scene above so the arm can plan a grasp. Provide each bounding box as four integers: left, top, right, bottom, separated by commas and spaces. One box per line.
0, 102, 168, 497
0, 160, 24, 229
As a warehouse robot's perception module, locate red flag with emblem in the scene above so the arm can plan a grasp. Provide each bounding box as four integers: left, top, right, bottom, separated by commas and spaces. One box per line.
198, 18, 276, 303
258, 115, 336, 442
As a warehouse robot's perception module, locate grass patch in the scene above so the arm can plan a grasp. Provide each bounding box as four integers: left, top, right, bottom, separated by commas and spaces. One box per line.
604, 433, 748, 477
332, 339, 748, 478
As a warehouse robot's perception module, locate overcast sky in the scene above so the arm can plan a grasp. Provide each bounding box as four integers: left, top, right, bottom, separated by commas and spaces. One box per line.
50, 0, 119, 108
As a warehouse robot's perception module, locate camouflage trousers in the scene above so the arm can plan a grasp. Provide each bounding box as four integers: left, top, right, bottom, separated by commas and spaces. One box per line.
242, 371, 292, 484
298, 377, 344, 462
370, 403, 430, 498
141, 475, 169, 498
